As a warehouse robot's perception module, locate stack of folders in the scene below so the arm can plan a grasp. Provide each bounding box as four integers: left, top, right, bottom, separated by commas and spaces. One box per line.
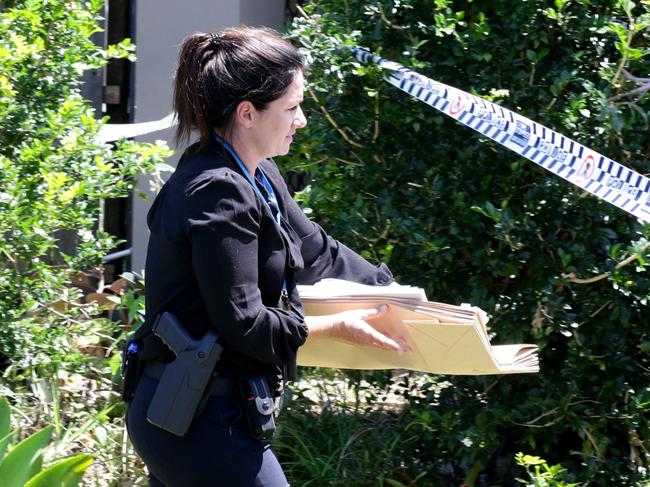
296, 279, 539, 375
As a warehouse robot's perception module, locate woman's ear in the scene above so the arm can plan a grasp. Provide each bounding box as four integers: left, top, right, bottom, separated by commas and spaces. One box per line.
235, 100, 255, 129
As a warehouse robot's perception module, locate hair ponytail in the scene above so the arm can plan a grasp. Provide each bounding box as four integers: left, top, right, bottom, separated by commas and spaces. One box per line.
173, 33, 215, 147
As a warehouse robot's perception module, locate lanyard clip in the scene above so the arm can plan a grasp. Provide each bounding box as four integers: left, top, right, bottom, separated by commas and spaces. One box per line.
280, 288, 291, 311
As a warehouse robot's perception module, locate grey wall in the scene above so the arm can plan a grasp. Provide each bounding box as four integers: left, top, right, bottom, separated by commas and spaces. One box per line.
240, 0, 285, 27
131, 0, 285, 271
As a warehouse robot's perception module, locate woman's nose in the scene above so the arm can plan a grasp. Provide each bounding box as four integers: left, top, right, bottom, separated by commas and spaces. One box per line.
294, 106, 307, 129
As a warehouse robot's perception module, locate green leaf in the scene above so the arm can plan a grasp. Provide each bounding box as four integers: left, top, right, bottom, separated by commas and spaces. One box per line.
24, 454, 93, 487
0, 433, 13, 464
620, 0, 636, 18
0, 399, 10, 440
382, 479, 408, 487
0, 426, 53, 487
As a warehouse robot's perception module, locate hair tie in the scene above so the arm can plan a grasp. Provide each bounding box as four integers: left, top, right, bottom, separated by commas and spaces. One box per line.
207, 32, 221, 50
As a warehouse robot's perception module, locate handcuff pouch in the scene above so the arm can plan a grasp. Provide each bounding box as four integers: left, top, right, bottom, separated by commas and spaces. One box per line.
239, 375, 276, 440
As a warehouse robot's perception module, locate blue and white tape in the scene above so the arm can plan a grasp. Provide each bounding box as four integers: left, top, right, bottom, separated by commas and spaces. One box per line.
351, 47, 650, 224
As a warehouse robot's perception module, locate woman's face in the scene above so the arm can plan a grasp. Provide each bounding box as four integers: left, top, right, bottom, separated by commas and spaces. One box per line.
249, 70, 307, 159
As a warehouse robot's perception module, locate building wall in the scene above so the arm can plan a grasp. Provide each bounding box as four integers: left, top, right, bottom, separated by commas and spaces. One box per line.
131, 0, 285, 271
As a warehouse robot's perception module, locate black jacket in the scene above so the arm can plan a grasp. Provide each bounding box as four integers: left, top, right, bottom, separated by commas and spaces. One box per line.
140, 140, 393, 382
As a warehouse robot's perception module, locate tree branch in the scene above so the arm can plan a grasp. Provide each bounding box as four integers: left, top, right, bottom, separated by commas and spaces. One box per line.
609, 69, 650, 101
308, 87, 364, 148
562, 241, 650, 284
377, 3, 408, 30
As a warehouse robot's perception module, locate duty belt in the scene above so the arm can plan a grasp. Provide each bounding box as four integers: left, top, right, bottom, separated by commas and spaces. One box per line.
143, 361, 238, 398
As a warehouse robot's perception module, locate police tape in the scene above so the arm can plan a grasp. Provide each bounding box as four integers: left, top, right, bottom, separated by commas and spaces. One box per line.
98, 113, 174, 143
351, 46, 650, 224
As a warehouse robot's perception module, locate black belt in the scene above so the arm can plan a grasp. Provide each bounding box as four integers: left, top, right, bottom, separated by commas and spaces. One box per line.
143, 361, 239, 398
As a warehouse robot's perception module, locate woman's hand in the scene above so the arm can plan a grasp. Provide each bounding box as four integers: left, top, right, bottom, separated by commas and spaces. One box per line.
305, 305, 411, 352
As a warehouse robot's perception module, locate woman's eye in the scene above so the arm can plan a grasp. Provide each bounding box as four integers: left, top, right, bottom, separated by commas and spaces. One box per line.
289, 106, 298, 111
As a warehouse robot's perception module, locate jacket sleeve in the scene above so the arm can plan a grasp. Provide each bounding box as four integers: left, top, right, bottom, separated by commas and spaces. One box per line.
184, 170, 308, 366
270, 166, 394, 286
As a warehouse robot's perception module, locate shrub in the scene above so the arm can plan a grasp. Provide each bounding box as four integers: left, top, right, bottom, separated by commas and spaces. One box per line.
515, 453, 578, 487
0, 0, 170, 376
0, 397, 92, 487
286, 0, 650, 484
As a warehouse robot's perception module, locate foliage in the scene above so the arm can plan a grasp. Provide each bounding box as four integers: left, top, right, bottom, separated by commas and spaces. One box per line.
0, 397, 92, 487
286, 0, 650, 484
0, 0, 171, 376
515, 453, 578, 487
274, 376, 431, 486
0, 266, 150, 485
0, 1, 167, 485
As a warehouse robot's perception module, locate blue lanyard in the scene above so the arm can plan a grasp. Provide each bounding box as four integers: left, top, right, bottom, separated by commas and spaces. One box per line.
213, 133, 281, 225
213, 133, 290, 307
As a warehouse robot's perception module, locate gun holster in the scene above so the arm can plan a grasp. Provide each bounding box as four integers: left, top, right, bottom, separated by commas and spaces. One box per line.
239, 375, 276, 440
145, 312, 223, 437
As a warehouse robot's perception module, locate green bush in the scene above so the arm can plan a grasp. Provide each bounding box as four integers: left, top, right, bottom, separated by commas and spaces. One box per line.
286, 0, 650, 484
274, 379, 428, 486
0, 397, 92, 487
0, 0, 170, 376
0, 2, 169, 484
515, 453, 578, 487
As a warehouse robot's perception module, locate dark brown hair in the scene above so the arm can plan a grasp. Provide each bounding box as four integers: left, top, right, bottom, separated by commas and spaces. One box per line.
173, 26, 303, 149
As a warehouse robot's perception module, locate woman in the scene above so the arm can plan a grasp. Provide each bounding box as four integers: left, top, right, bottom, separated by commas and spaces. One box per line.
126, 26, 406, 487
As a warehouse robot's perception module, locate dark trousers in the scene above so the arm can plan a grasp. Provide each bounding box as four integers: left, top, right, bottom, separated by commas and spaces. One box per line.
126, 375, 289, 487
